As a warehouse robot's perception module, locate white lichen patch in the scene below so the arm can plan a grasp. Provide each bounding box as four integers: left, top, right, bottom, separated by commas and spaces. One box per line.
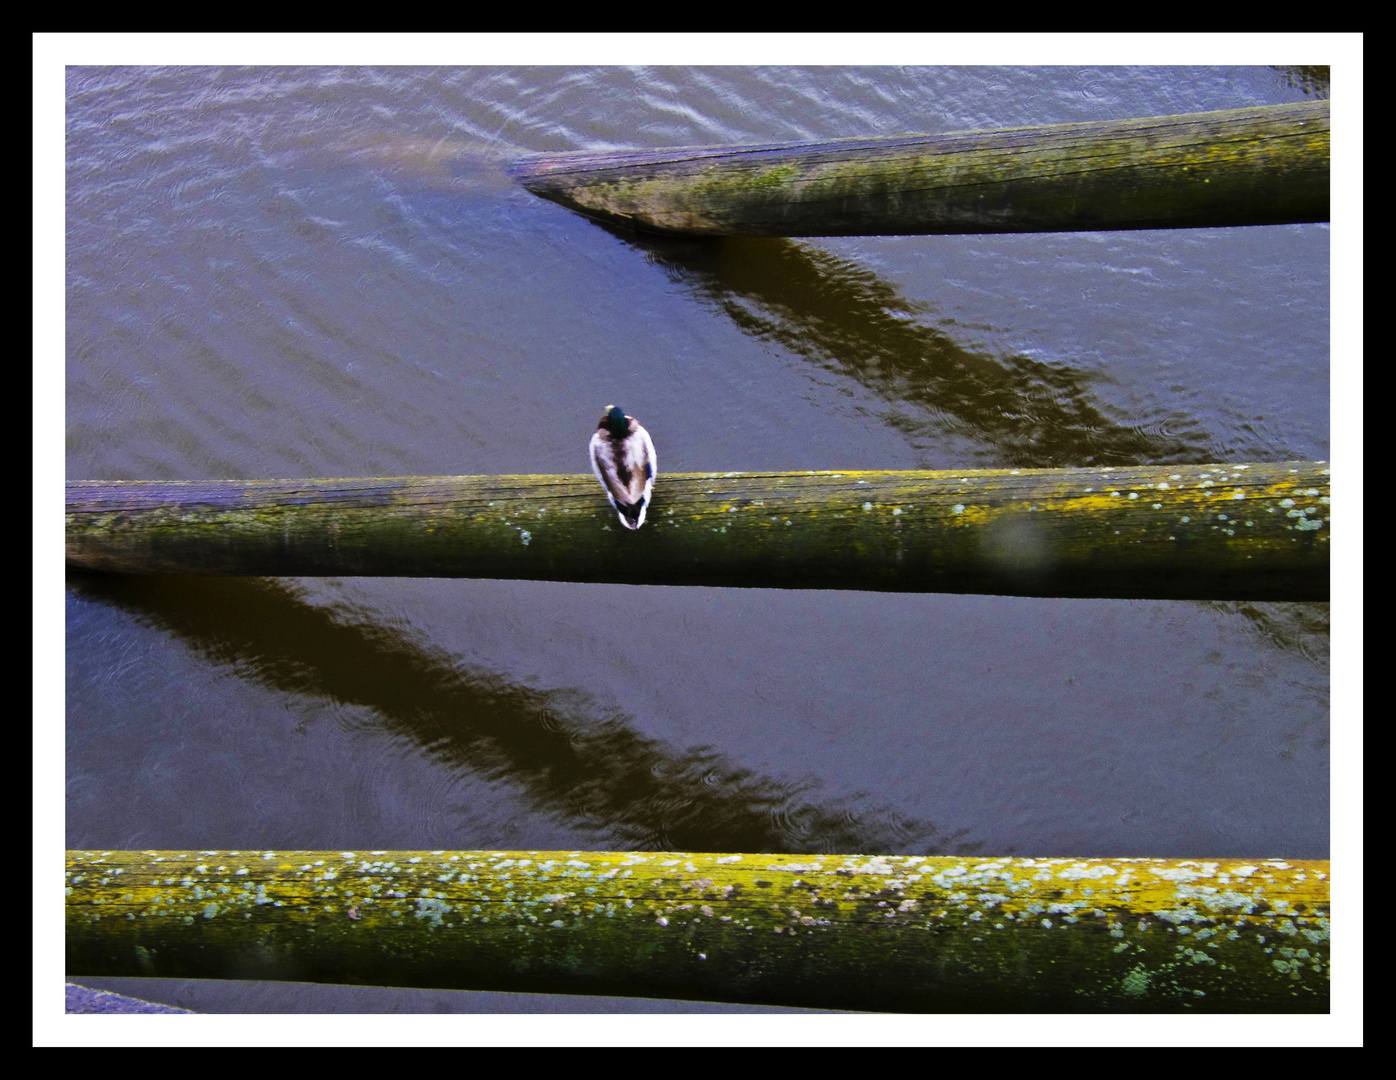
1058, 863, 1118, 881
1148, 866, 1215, 883
413, 896, 453, 927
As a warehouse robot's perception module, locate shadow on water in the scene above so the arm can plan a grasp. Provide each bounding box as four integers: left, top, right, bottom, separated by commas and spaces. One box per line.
67, 574, 975, 857
613, 230, 1215, 468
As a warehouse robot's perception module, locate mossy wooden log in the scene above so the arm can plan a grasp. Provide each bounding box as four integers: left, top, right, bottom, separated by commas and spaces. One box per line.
65, 850, 1329, 1012
513, 101, 1329, 237
66, 462, 1329, 600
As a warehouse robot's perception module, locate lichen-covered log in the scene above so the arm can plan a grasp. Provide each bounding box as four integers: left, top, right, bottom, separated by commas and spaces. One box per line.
513, 101, 1329, 237
65, 850, 1329, 1012
65, 463, 1329, 600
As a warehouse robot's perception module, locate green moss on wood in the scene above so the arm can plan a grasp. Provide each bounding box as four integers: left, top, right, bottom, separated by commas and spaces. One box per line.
514, 102, 1329, 237
66, 850, 1329, 1012
65, 463, 1330, 600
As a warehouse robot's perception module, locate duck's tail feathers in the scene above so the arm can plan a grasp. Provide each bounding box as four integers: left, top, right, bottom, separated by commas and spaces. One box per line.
617, 498, 647, 530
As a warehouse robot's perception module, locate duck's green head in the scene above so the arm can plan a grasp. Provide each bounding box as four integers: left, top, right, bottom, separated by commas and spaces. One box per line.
603, 405, 629, 437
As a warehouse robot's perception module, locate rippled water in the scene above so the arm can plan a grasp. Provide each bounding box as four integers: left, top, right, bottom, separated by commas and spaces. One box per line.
59, 64, 1330, 1014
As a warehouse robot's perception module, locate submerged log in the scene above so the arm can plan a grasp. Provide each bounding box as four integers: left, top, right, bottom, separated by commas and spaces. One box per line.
65, 849, 1330, 1013
64, 463, 1330, 600
513, 101, 1330, 237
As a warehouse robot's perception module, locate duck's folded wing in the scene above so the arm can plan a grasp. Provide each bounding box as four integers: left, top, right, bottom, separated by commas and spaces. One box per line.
635, 427, 656, 487
589, 432, 641, 507
621, 429, 656, 506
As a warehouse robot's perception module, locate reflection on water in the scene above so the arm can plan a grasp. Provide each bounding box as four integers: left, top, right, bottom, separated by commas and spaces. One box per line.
1200, 600, 1330, 764
1205, 601, 1330, 671
67, 574, 974, 857
1272, 67, 1330, 98
625, 232, 1213, 468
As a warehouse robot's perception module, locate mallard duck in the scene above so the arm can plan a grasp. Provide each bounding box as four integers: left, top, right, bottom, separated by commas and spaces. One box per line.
588, 405, 657, 530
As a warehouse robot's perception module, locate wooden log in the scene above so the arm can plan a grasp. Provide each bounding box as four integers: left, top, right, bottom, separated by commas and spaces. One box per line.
65, 849, 1330, 1012
64, 463, 1329, 599
66, 463, 1329, 600
513, 101, 1329, 237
